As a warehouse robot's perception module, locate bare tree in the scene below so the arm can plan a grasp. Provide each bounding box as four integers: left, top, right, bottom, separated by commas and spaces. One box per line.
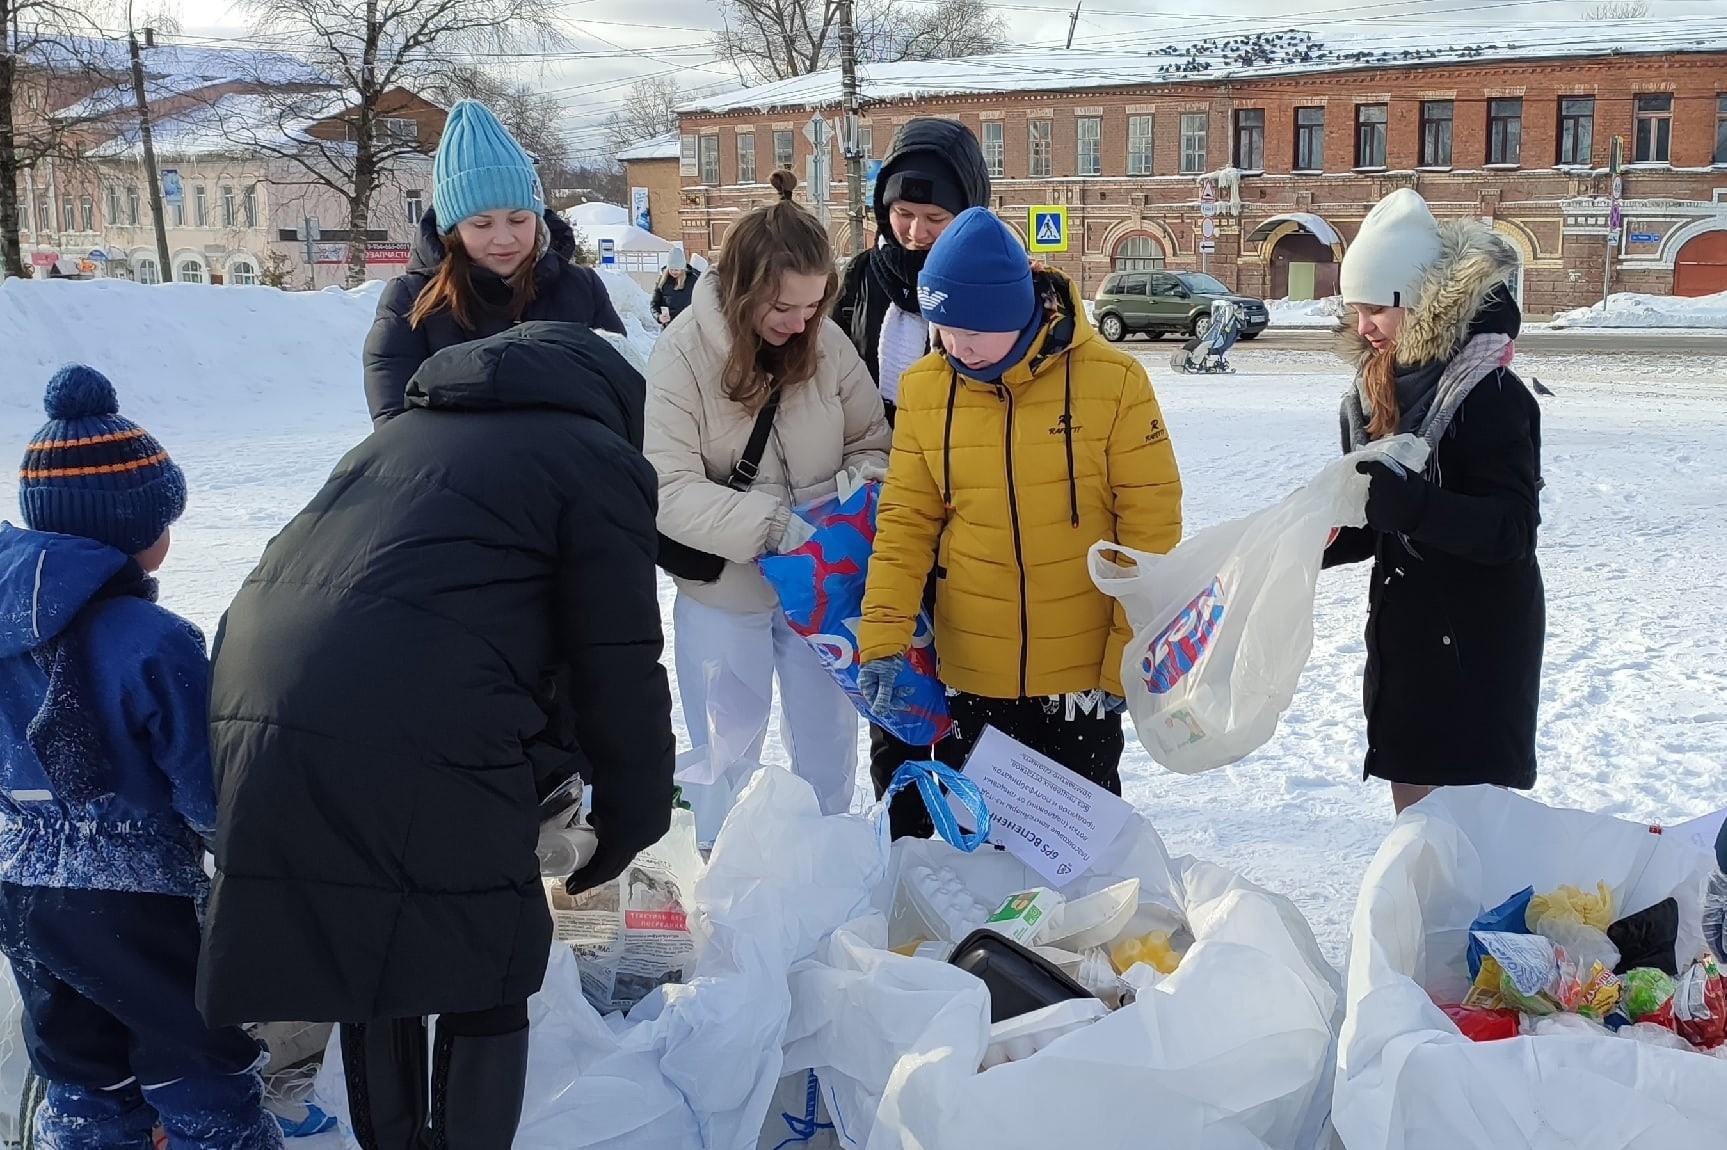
0, 0, 110, 277
1584, 1, 1650, 18
424, 64, 570, 177
232, 0, 563, 287
604, 73, 681, 153
715, 0, 1008, 84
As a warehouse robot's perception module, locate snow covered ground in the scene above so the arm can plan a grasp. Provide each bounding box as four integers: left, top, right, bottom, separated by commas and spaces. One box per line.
3, 280, 1725, 976
1550, 288, 1727, 331
1266, 296, 1346, 329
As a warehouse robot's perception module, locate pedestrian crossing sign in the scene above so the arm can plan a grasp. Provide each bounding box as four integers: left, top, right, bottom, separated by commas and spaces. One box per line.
1029, 205, 1068, 253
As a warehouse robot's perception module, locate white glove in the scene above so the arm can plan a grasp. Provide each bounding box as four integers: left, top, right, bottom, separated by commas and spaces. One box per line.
776, 513, 817, 553
836, 461, 888, 503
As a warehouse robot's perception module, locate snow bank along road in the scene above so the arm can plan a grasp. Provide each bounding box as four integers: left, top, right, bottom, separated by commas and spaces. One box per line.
1, 282, 1722, 969
1245, 326, 1727, 355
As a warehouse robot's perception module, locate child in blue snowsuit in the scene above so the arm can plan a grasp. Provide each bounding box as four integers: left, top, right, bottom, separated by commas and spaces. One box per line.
0, 365, 279, 1149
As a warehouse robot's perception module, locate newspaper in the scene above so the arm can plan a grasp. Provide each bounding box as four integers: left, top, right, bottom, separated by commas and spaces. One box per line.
544, 807, 702, 1015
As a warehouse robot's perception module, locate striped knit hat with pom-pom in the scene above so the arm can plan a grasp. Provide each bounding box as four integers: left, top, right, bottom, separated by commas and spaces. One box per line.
18, 365, 186, 556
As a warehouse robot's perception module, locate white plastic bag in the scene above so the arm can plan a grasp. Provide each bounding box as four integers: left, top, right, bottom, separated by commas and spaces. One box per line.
1091, 434, 1427, 774
782, 812, 1342, 1150
1336, 786, 1727, 1150
313, 766, 884, 1150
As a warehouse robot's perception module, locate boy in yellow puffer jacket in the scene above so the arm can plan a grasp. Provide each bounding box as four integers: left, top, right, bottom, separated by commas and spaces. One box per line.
857, 207, 1182, 837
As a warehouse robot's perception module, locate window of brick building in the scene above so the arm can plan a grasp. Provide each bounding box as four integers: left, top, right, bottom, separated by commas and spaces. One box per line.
1028, 119, 1052, 178
244, 186, 258, 228
1113, 235, 1165, 271
194, 185, 208, 226
774, 129, 794, 171
170, 200, 184, 227
61, 196, 74, 231
1488, 99, 1522, 166
106, 185, 121, 225
736, 130, 757, 183
1421, 101, 1453, 167
1127, 115, 1154, 175
698, 134, 720, 185
1180, 113, 1208, 174
1635, 93, 1672, 163
1558, 97, 1594, 166
1355, 103, 1387, 169
80, 195, 94, 231
1716, 95, 1727, 165
982, 121, 1004, 176
135, 257, 159, 285
1234, 108, 1264, 172
1295, 107, 1324, 171
405, 189, 423, 225
222, 185, 236, 227
1077, 116, 1101, 176
126, 186, 140, 226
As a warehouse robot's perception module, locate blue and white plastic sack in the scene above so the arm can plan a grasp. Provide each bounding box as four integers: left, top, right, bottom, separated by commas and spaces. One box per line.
1336, 787, 1726, 1150
757, 482, 950, 746
781, 810, 1343, 1150
1090, 434, 1428, 774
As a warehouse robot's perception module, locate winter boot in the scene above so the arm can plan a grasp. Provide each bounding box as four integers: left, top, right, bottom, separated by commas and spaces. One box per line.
142, 1066, 282, 1150
34, 1080, 156, 1149
342, 1019, 429, 1150
423, 1021, 530, 1150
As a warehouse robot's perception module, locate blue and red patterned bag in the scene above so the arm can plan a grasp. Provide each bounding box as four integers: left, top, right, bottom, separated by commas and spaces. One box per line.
757, 482, 951, 746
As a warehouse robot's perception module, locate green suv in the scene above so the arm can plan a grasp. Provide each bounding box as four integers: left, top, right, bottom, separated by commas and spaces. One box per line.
1093, 271, 1269, 343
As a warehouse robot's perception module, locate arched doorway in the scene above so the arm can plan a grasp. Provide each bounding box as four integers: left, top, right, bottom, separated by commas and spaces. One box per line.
1112, 233, 1165, 271
1675, 230, 1727, 297
1270, 231, 1338, 300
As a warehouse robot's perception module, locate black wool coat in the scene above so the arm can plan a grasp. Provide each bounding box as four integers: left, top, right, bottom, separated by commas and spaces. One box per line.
1326, 223, 1544, 790
362, 209, 626, 425
199, 323, 674, 1025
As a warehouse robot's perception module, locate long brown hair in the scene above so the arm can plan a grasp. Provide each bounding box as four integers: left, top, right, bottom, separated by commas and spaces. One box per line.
714, 169, 838, 410
408, 224, 539, 331
1362, 346, 1400, 439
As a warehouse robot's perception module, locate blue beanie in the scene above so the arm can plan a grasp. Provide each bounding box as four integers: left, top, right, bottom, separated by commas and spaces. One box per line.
19, 365, 186, 556
916, 207, 1036, 335
433, 100, 545, 229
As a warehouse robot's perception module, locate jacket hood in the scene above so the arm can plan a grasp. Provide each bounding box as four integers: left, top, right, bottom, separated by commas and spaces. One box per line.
986, 269, 1097, 389
0, 524, 129, 656
404, 321, 646, 448
872, 118, 992, 239
408, 208, 578, 279
1340, 218, 1521, 368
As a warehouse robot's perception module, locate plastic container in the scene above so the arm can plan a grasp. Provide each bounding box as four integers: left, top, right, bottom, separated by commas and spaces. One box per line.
978, 998, 1110, 1071
1039, 879, 1140, 951
899, 865, 996, 943
537, 823, 599, 878
948, 929, 1098, 1023
986, 888, 1065, 945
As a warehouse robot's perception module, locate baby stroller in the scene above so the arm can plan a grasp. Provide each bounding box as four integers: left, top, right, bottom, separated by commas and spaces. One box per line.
1170, 300, 1243, 375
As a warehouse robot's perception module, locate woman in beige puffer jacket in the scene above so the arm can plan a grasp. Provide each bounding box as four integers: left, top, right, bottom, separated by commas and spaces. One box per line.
645, 172, 890, 842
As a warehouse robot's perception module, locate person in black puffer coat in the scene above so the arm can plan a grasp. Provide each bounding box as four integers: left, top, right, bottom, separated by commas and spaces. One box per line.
649, 245, 699, 326
1324, 189, 1544, 813
198, 322, 674, 1150
832, 118, 990, 835
363, 99, 625, 427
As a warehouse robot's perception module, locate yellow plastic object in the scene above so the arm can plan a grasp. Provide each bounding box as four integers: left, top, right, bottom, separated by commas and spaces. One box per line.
1463, 956, 1507, 1010
890, 938, 931, 957
1527, 882, 1615, 933
1109, 930, 1182, 976
1577, 962, 1624, 1020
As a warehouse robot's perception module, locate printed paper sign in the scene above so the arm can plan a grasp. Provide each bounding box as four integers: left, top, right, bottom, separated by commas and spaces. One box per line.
959, 725, 1133, 888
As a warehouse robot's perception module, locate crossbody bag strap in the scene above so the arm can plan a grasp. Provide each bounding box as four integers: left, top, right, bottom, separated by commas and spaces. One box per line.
726, 385, 783, 491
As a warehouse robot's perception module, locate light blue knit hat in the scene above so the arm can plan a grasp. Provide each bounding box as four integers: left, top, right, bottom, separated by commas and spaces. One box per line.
433, 100, 545, 229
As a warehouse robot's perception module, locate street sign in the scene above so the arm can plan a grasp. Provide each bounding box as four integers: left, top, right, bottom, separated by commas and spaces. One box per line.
364, 242, 411, 265
161, 169, 182, 206
1201, 201, 1219, 219
1629, 231, 1661, 245
804, 114, 830, 149
87, 249, 109, 263
77, 260, 96, 274
1201, 217, 1217, 240
1201, 178, 1218, 203
598, 238, 617, 267
631, 186, 651, 232
1028, 205, 1068, 253
1200, 239, 1217, 254
30, 251, 58, 268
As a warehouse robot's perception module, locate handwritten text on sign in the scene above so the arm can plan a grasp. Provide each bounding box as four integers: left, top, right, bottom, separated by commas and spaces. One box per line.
962, 725, 1133, 888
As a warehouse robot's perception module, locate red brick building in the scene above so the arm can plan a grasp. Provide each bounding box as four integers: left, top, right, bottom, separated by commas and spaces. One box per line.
672, 22, 1727, 316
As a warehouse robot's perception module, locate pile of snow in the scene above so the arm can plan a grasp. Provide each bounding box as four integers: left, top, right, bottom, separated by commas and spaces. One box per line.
1548, 289, 1727, 330
564, 201, 676, 273
595, 268, 661, 364
567, 202, 629, 228
1267, 296, 1346, 329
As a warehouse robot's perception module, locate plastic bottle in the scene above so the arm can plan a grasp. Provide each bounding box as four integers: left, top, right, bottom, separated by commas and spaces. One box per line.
538, 823, 599, 878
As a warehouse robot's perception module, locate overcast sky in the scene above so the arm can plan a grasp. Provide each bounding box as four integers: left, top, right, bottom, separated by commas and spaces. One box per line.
161, 0, 1699, 159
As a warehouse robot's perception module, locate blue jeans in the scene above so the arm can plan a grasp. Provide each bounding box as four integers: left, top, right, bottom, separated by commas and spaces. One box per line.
0, 883, 279, 1149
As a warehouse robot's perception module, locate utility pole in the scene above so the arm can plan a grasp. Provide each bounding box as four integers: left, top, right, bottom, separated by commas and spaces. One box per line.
838, 0, 864, 258
127, 10, 172, 282
1065, 1, 1083, 50
1602, 134, 1623, 311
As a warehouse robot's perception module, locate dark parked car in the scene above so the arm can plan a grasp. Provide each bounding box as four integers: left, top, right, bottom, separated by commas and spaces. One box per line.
1093, 271, 1269, 343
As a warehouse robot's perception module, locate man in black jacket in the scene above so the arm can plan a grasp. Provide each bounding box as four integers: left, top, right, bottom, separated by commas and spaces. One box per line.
199, 323, 673, 1149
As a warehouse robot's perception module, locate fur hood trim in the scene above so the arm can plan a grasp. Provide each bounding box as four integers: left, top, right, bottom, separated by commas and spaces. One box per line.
1339, 218, 1519, 367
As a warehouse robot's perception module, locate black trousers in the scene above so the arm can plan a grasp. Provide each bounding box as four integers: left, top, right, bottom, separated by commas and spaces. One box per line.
873, 692, 1125, 840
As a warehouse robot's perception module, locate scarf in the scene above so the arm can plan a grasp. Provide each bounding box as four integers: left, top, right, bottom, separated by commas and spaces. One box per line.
1344, 333, 1515, 459
870, 240, 927, 316
877, 303, 929, 405
944, 308, 1044, 385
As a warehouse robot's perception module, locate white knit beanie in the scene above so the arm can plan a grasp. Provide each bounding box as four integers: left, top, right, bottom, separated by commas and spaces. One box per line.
1340, 189, 1444, 309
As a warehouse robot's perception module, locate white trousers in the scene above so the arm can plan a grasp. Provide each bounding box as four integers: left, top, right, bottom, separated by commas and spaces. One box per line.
672, 595, 859, 843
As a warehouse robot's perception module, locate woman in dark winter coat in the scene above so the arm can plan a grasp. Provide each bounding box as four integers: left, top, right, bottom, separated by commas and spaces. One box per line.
650, 245, 699, 326
1324, 189, 1544, 813
363, 99, 625, 426
832, 117, 990, 824
198, 323, 675, 1149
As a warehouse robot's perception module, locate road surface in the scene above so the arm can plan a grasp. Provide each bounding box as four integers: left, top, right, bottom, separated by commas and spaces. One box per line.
1229, 327, 1727, 355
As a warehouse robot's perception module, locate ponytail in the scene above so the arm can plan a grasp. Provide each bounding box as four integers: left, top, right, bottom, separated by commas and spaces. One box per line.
770, 169, 797, 201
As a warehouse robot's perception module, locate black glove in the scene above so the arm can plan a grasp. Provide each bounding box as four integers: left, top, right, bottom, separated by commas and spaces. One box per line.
1357, 458, 1430, 535
565, 839, 630, 895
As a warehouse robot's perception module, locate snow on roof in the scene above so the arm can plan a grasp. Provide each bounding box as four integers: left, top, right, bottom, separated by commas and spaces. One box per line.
567, 202, 631, 227
85, 90, 354, 160
679, 19, 1727, 114
616, 132, 681, 162
577, 222, 675, 253
28, 37, 324, 87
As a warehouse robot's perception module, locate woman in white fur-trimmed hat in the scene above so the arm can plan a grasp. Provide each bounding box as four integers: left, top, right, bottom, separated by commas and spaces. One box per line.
1324, 188, 1546, 813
